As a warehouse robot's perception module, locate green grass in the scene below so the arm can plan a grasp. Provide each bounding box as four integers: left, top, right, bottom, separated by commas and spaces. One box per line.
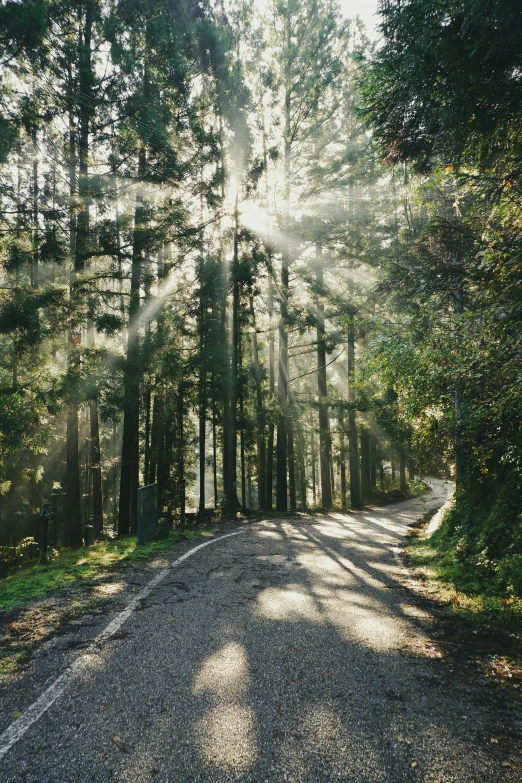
0, 646, 26, 679
405, 526, 522, 640
0, 529, 209, 613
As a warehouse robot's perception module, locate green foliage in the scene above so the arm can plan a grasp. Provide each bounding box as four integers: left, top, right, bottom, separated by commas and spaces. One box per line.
362, 0, 522, 173
0, 0, 50, 64
406, 533, 522, 639
0, 537, 39, 579
0, 113, 17, 165
428, 479, 522, 597
359, 1, 522, 598
0, 391, 37, 453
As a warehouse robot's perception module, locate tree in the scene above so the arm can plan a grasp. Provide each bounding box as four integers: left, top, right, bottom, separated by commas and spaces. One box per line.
363, 0, 522, 176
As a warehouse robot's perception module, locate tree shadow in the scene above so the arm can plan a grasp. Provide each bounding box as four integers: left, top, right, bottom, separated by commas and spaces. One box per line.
12, 483, 517, 783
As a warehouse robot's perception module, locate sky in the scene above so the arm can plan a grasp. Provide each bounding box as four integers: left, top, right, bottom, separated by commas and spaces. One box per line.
339, 0, 381, 39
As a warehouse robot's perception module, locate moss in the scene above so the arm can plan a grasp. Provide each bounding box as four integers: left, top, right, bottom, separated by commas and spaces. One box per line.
0, 647, 27, 678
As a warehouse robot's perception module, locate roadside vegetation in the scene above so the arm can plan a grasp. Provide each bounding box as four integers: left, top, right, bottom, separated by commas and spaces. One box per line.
362, 0, 522, 633
405, 497, 522, 670
0, 528, 210, 682
0, 529, 209, 613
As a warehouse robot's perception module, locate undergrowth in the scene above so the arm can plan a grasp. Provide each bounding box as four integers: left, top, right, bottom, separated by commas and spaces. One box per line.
405, 486, 522, 640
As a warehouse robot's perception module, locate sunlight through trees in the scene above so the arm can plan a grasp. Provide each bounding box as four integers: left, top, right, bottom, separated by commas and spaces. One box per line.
1, 0, 521, 600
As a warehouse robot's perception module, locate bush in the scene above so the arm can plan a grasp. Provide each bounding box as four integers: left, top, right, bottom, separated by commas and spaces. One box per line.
0, 537, 39, 578
156, 518, 171, 540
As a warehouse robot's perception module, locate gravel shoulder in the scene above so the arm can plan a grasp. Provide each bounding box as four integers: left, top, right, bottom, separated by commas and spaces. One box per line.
2, 479, 521, 782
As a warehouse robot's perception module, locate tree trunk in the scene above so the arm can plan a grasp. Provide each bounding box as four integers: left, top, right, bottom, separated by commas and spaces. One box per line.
239, 332, 246, 510
84, 433, 91, 535
221, 281, 231, 509
30, 447, 42, 548
212, 391, 218, 509
155, 395, 167, 509
316, 241, 333, 509
198, 379, 206, 514
65, 404, 82, 547
298, 424, 307, 509
339, 407, 347, 510
225, 191, 240, 511
80, 2, 101, 540
370, 436, 377, 488
247, 464, 253, 510
31, 124, 38, 287
266, 274, 275, 510
87, 315, 103, 540
276, 14, 292, 512
347, 177, 361, 510
65, 55, 82, 548
89, 394, 103, 539
399, 447, 408, 494
218, 117, 230, 506
276, 295, 288, 510
250, 295, 266, 510
311, 428, 317, 505
149, 393, 158, 484
144, 382, 152, 484
118, 148, 145, 535
112, 423, 118, 525
360, 431, 371, 502
198, 264, 207, 514
77, 5, 102, 543
288, 417, 296, 511
178, 381, 185, 528
30, 125, 42, 543
347, 313, 361, 508
240, 396, 247, 509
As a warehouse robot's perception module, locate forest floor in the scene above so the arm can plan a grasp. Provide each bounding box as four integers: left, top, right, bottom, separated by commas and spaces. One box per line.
1, 479, 521, 781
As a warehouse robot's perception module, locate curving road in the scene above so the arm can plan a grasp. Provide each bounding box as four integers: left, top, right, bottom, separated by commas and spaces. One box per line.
1, 479, 519, 782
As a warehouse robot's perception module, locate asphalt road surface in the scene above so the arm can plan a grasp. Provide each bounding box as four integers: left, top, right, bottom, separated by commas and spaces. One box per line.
1, 480, 519, 782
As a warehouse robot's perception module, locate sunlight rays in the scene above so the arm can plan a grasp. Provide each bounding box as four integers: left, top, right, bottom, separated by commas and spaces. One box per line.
239, 200, 303, 253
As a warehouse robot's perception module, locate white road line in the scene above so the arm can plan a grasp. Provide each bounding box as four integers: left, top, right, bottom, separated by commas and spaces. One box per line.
0, 529, 245, 761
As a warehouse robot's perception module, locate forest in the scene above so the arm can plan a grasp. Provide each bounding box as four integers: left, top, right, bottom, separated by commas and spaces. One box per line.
1, 0, 521, 603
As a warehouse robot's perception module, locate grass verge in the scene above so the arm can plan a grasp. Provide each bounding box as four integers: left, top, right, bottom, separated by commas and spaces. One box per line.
0, 529, 209, 613
0, 529, 211, 682
404, 504, 522, 678
406, 534, 522, 636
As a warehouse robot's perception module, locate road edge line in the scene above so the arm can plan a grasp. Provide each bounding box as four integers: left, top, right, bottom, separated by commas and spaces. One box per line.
0, 529, 245, 761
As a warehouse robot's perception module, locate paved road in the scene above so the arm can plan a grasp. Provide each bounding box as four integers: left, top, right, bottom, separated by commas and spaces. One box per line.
1, 480, 519, 781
